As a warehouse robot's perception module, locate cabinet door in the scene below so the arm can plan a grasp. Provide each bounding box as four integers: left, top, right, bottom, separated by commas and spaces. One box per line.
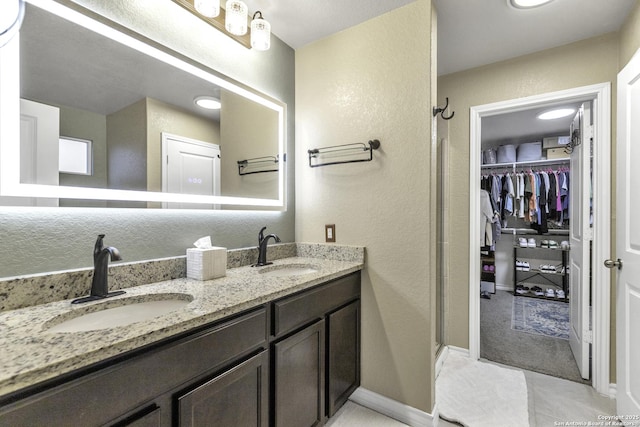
273, 320, 325, 427
327, 301, 360, 417
178, 350, 269, 427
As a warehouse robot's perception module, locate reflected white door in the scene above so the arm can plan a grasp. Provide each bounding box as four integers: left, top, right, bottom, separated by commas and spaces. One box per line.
0, 99, 59, 206
616, 49, 640, 418
568, 103, 592, 380
161, 133, 220, 209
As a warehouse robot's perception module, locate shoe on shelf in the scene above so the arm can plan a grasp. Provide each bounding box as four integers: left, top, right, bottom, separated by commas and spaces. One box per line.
545, 288, 555, 297
548, 240, 558, 249
532, 286, 544, 296
522, 261, 530, 271
561, 241, 570, 250
541, 240, 550, 248
516, 285, 530, 295
556, 289, 566, 299
528, 238, 536, 248
519, 237, 528, 247
515, 260, 523, 271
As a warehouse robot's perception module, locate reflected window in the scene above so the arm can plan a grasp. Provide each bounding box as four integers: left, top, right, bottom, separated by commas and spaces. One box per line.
59, 136, 92, 175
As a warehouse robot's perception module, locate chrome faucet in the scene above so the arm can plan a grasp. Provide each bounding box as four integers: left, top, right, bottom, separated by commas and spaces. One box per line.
72, 234, 125, 304
254, 226, 281, 267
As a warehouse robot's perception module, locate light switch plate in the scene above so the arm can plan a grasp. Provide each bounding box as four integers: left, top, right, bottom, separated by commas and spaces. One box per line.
325, 224, 336, 243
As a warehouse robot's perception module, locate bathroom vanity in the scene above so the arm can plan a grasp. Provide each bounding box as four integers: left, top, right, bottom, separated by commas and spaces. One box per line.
0, 252, 362, 426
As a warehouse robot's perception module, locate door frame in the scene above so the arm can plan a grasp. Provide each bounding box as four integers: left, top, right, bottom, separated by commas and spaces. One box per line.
468, 83, 612, 396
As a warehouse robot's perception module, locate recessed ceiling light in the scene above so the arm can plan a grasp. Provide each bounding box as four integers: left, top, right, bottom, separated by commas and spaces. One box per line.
194, 96, 221, 110
509, 0, 554, 9
537, 108, 575, 120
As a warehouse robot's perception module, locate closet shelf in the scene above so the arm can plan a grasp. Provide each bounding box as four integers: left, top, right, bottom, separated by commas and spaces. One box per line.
308, 139, 380, 168
237, 154, 282, 176
481, 158, 570, 171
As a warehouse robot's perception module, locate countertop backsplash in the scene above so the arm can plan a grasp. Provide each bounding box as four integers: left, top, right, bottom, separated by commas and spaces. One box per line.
0, 243, 364, 312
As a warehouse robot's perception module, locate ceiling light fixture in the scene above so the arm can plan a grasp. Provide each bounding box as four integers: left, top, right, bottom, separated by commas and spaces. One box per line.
225, 0, 248, 36
194, 96, 221, 110
250, 11, 271, 51
194, 0, 220, 18
509, 0, 554, 9
537, 108, 575, 120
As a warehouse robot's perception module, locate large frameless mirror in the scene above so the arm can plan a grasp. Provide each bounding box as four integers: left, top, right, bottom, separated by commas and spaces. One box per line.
0, 0, 286, 209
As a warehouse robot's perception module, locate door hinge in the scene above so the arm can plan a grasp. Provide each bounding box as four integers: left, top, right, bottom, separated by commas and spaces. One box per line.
585, 330, 593, 344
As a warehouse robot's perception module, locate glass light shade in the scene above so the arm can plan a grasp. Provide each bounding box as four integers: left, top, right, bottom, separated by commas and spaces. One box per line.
194, 0, 220, 18
225, 0, 248, 36
251, 17, 271, 51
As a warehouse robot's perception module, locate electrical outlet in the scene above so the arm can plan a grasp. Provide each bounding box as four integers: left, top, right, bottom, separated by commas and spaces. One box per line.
325, 224, 335, 242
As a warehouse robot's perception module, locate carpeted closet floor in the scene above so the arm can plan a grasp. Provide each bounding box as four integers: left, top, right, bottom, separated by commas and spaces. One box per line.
480, 290, 590, 384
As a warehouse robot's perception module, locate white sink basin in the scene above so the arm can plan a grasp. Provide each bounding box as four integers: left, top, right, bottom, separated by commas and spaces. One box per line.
258, 264, 320, 277
44, 293, 193, 333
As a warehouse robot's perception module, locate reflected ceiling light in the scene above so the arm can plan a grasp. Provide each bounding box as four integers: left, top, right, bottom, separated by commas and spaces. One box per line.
537, 108, 575, 120
250, 11, 271, 51
194, 0, 220, 18
509, 0, 554, 9
194, 96, 221, 110
225, 0, 248, 36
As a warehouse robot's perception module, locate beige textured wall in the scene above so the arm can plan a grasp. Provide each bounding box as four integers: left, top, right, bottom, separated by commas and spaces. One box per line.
58, 104, 108, 208
296, 0, 435, 412
438, 33, 619, 351
619, 0, 640, 68
220, 91, 279, 199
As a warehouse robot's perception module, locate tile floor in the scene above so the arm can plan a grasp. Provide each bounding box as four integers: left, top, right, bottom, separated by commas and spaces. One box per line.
330, 365, 616, 426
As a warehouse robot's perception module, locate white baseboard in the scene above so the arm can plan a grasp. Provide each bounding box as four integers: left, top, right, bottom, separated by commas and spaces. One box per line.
446, 345, 469, 357
349, 387, 436, 427
609, 383, 617, 398
496, 284, 512, 291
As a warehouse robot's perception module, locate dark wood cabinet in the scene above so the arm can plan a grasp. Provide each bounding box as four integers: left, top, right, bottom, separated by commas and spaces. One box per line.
0, 271, 361, 427
178, 350, 269, 427
271, 272, 361, 425
273, 320, 325, 427
326, 300, 360, 417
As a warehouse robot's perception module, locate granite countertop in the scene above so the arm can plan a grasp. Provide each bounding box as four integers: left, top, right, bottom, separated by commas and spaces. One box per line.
0, 256, 363, 398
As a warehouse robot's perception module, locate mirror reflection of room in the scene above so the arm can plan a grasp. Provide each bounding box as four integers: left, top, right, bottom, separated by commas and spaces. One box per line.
17, 3, 280, 208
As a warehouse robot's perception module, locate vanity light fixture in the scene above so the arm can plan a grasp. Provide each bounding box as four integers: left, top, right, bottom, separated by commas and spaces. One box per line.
537, 107, 575, 120
194, 95, 221, 110
225, 0, 248, 36
194, 0, 220, 18
509, 0, 554, 9
250, 11, 271, 51
173, 0, 270, 50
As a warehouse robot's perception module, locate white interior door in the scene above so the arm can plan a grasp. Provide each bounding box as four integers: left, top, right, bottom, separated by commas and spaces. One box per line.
616, 49, 640, 418
1, 99, 59, 206
161, 133, 220, 209
568, 102, 591, 380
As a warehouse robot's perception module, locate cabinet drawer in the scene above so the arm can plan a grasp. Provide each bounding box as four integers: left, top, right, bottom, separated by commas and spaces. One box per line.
273, 272, 360, 338
0, 307, 267, 427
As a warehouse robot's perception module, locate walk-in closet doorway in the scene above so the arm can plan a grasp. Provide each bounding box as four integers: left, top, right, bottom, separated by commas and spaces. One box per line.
468, 83, 612, 395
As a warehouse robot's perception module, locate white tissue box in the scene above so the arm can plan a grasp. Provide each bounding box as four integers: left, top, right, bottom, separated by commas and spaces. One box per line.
187, 247, 227, 281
